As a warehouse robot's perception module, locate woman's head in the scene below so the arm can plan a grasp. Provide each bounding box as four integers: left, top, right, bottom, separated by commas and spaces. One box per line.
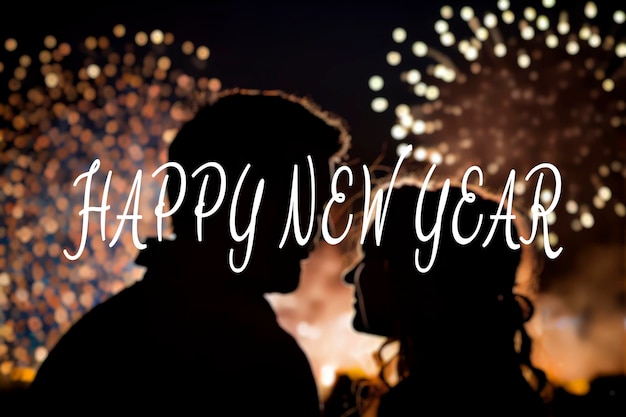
344, 177, 537, 343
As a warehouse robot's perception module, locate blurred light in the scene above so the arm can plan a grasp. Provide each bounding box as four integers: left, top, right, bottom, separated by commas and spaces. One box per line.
43, 35, 57, 49
368, 75, 384, 91
460, 6, 474, 21
441, 5, 453, 19
150, 30, 164, 45
386, 51, 402, 66
196, 46, 210, 60
391, 124, 408, 140
584, 2, 598, 19
406, 69, 421, 84
135, 31, 148, 46
580, 212, 595, 228
371, 97, 389, 112
395, 104, 410, 117
484, 13, 498, 28
537, 15, 550, 30
435, 20, 449, 34
4, 38, 17, 52
565, 200, 579, 214
414, 146, 428, 161
524, 7, 537, 21
412, 41, 428, 57
320, 365, 336, 388
392, 27, 407, 43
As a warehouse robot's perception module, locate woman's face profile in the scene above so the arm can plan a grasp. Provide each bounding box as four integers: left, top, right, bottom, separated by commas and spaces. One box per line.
344, 231, 406, 338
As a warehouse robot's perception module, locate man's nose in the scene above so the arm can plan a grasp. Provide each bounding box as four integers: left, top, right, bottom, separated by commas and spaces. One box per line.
343, 263, 360, 284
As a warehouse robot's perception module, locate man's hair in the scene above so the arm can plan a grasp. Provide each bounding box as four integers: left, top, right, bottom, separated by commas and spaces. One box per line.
165, 88, 351, 237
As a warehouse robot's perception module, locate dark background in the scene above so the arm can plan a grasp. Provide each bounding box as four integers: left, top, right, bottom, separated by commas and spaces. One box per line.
4, 0, 580, 165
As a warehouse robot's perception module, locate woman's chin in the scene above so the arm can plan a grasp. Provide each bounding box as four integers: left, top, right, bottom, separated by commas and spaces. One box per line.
351, 314, 369, 334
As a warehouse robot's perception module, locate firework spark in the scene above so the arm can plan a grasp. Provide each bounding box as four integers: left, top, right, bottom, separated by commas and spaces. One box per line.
0, 25, 222, 376
369, 1, 626, 248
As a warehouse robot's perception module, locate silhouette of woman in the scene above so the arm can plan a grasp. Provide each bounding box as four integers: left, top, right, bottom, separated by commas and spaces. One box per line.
342, 176, 549, 416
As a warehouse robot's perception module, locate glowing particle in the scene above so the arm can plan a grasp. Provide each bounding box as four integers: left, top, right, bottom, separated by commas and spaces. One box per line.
391, 124, 408, 140
86, 64, 101, 79
602, 79, 615, 92
497, 0, 510, 11
517, 53, 531, 68
565, 200, 578, 214
524, 7, 537, 21
386, 51, 401, 66
441, 6, 453, 19
435, 20, 449, 34
566, 41, 580, 55
494, 43, 507, 57
584, 2, 598, 19
392, 27, 407, 43
4, 38, 17, 52
460, 6, 474, 21
484, 13, 498, 28
425, 85, 440, 100
85, 36, 97, 50
150, 30, 164, 45
208, 77, 221, 92
34, 346, 48, 363
368, 75, 384, 91
521, 26, 535, 40
412, 41, 428, 57
598, 186, 612, 201
113, 24, 126, 38
395, 104, 410, 117
44, 72, 59, 88
182, 41, 194, 55
412, 119, 426, 134
43, 35, 57, 49
502, 11, 515, 24
406, 69, 421, 84
0, 272, 10, 287
441, 32, 455, 47
196, 45, 210, 60
537, 15, 550, 31
588, 33, 601, 48
580, 212, 594, 228
546, 34, 559, 48
413, 146, 427, 161
557, 20, 570, 35
371, 97, 388, 112
134, 31, 148, 46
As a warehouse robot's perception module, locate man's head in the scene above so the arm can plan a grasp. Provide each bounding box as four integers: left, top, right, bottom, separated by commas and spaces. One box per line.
165, 89, 350, 292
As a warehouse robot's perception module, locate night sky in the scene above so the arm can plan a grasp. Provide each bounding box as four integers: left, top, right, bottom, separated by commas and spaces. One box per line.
2, 1, 497, 165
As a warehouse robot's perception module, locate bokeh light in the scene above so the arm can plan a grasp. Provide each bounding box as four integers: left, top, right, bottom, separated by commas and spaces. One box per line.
369, 1, 626, 251
0, 23, 222, 378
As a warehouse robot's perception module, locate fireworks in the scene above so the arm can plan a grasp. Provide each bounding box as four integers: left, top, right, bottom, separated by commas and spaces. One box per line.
0, 24, 222, 374
368, 1, 626, 247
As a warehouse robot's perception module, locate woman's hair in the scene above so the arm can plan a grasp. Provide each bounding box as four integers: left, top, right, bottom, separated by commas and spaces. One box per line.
348, 170, 548, 395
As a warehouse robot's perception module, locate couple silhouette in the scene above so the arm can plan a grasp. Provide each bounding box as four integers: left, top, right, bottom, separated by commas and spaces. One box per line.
28, 89, 548, 416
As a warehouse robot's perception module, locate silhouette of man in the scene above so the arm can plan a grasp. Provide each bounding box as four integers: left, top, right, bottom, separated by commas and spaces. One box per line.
28, 89, 350, 415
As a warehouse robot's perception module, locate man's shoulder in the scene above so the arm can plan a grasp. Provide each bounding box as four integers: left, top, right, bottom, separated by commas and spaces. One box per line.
70, 280, 147, 333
